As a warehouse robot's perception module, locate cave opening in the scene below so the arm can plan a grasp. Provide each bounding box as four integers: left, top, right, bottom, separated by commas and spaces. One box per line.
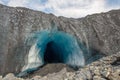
44, 41, 63, 63
17, 29, 105, 77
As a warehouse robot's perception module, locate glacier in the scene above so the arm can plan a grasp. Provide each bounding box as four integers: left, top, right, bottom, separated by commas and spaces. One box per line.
17, 28, 103, 77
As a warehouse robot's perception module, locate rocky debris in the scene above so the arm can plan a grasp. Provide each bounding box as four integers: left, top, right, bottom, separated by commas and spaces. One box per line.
29, 63, 75, 77
0, 52, 119, 80
74, 52, 120, 80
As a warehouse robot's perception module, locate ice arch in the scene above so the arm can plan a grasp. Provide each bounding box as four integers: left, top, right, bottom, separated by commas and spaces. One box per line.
17, 29, 103, 77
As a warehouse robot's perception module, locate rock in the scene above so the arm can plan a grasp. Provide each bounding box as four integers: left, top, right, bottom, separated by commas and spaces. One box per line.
93, 76, 106, 80
108, 68, 120, 80
74, 68, 92, 80
30, 76, 41, 80
3, 73, 15, 80
0, 76, 2, 79
65, 72, 75, 80
3, 73, 23, 80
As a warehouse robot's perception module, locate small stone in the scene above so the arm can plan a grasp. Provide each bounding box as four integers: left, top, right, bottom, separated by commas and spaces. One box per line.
64, 78, 68, 80
3, 73, 15, 80
66, 72, 75, 80
3, 73, 23, 80
31, 75, 41, 80
108, 70, 120, 80
0, 76, 2, 79
74, 72, 87, 80
94, 68, 100, 76
93, 76, 106, 80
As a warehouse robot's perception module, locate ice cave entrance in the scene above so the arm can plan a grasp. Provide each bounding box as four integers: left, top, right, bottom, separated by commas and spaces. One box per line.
18, 29, 104, 77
